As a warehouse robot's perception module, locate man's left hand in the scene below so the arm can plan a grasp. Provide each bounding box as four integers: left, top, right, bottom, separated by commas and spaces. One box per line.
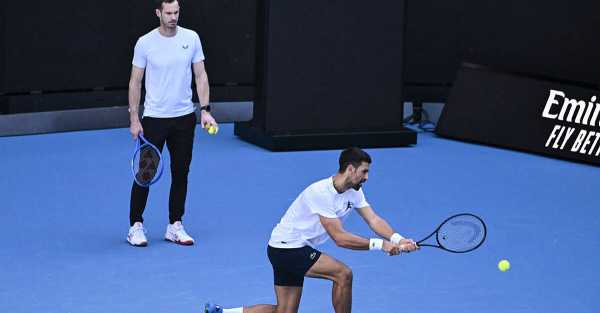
200, 110, 217, 129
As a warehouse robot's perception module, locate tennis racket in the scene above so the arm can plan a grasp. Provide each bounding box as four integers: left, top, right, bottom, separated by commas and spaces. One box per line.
416, 213, 486, 253
131, 134, 164, 187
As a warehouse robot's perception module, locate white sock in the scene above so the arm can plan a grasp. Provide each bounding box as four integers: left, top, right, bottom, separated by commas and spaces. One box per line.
223, 308, 243, 313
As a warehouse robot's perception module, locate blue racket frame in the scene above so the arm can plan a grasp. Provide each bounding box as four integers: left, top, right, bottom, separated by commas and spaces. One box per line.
131, 134, 164, 187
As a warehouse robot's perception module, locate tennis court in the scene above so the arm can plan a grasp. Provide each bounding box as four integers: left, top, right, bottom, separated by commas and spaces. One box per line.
1, 124, 598, 313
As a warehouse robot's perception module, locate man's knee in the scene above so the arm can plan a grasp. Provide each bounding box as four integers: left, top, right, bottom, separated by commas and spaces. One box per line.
337, 266, 353, 285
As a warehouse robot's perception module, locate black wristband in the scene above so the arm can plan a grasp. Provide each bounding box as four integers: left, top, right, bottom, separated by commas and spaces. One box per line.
200, 105, 211, 112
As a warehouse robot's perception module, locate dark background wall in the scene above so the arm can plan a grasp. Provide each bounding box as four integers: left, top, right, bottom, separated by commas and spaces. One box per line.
257, 0, 406, 134
0, 5, 5, 113
1, 0, 256, 113
404, 1, 600, 103
3, 2, 130, 93
2, 1, 599, 114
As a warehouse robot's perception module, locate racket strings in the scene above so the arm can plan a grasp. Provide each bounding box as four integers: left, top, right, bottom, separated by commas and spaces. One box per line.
134, 145, 161, 185
437, 215, 486, 252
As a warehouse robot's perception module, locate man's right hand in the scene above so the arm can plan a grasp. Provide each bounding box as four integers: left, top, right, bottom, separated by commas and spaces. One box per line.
130, 119, 143, 140
399, 239, 419, 253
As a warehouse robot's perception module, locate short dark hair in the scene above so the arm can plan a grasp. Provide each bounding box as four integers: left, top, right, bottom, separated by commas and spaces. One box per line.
155, 0, 177, 10
338, 147, 371, 173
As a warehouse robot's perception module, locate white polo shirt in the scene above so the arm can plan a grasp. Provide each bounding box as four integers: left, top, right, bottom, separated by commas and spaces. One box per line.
132, 26, 205, 118
268, 176, 370, 248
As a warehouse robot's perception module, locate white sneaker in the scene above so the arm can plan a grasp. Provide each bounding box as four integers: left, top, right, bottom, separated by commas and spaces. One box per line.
127, 222, 148, 247
165, 221, 195, 245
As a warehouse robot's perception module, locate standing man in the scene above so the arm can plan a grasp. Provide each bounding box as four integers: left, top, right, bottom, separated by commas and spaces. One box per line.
126, 0, 216, 247
205, 147, 419, 313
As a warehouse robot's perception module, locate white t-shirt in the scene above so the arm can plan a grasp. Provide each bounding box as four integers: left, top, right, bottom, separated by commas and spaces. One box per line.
268, 177, 370, 248
132, 26, 205, 118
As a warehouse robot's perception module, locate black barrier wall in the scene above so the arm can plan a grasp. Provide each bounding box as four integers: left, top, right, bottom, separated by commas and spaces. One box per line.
404, 1, 600, 103
4, 2, 131, 92
235, 0, 417, 151
1, 1, 255, 112
3, 1, 600, 115
260, 0, 407, 133
437, 64, 600, 166
2, 1, 256, 93
0, 4, 5, 97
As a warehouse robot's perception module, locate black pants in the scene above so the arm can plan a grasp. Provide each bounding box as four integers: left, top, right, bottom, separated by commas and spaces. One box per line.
129, 113, 197, 226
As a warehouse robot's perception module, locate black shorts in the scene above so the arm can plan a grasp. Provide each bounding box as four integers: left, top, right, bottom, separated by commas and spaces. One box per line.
267, 245, 322, 287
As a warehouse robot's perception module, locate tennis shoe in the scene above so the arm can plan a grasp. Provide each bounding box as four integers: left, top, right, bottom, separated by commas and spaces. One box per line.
165, 221, 195, 245
127, 222, 148, 247
204, 302, 222, 313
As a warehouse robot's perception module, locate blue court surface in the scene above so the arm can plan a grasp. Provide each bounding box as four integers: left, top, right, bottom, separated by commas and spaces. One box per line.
1, 124, 599, 313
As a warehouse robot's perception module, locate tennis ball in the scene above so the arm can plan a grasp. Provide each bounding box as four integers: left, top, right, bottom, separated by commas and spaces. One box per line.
498, 259, 510, 272
207, 125, 218, 135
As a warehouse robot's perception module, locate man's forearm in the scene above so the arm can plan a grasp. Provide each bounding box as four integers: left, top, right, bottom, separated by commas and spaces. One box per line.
332, 231, 372, 250
128, 84, 142, 122
196, 74, 210, 107
369, 217, 396, 240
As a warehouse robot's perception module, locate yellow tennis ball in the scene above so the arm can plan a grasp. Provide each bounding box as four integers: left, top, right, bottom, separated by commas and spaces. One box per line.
498, 259, 510, 272
207, 125, 218, 135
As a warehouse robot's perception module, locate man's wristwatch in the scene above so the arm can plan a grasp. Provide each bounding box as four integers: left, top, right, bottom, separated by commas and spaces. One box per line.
200, 105, 211, 112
